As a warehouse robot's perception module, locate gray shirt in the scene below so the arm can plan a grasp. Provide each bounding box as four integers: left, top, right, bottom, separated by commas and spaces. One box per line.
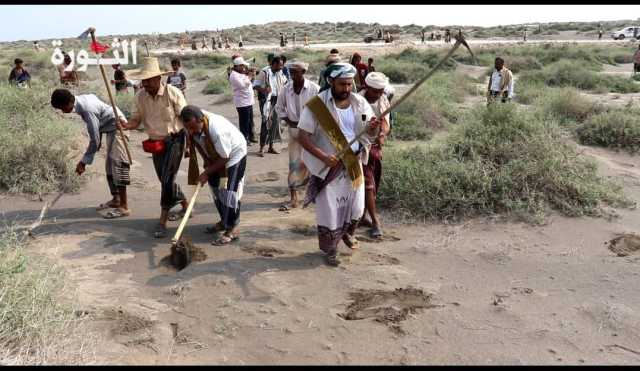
73, 94, 125, 165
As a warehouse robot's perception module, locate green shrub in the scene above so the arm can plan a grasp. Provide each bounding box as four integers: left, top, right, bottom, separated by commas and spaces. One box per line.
577, 108, 640, 152
391, 72, 472, 136
379, 103, 630, 222
202, 71, 230, 95
0, 86, 82, 195
534, 87, 603, 124
613, 54, 634, 64
188, 68, 209, 81
0, 228, 77, 363
391, 115, 433, 141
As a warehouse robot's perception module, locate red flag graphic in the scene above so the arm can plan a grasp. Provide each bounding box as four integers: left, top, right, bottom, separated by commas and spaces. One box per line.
90, 41, 110, 54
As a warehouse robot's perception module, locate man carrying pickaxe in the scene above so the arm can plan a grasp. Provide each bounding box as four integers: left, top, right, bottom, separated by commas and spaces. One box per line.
297, 31, 475, 267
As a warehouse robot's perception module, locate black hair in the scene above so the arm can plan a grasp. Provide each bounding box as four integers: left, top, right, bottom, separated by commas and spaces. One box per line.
14, 58, 23, 65
171, 58, 181, 66
271, 56, 282, 66
368, 57, 374, 62
330, 48, 339, 54
281, 55, 287, 62
180, 105, 204, 123
51, 89, 74, 109
495, 57, 504, 64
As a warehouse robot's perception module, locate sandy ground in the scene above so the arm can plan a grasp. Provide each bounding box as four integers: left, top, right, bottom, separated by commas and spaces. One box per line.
3, 62, 640, 365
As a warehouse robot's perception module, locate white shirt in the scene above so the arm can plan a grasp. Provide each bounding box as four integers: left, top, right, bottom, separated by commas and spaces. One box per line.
229, 70, 255, 108
490, 69, 514, 98
275, 78, 320, 123
255, 67, 288, 98
298, 89, 375, 179
195, 110, 248, 168
335, 105, 359, 153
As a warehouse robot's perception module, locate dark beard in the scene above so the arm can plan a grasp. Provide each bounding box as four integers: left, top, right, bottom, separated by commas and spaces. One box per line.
331, 87, 350, 101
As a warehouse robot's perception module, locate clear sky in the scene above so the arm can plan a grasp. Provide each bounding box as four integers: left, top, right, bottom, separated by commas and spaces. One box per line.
1, 5, 640, 42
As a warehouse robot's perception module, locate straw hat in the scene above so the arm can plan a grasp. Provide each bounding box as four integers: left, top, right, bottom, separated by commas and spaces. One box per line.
126, 57, 170, 80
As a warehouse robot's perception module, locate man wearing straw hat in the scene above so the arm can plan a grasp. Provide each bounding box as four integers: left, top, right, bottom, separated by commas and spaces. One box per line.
274, 60, 320, 211
118, 57, 189, 238
358, 72, 391, 239
297, 62, 381, 267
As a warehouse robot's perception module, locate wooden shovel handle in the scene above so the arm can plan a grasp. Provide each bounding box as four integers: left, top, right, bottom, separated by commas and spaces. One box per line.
89, 29, 133, 164
172, 183, 203, 243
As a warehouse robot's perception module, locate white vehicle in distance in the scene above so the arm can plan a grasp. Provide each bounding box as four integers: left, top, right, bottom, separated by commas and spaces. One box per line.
611, 26, 640, 40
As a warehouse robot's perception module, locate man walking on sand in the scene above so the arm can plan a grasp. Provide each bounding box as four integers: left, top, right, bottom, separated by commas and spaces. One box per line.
358, 72, 391, 239
51, 89, 131, 219
181, 105, 248, 246
119, 57, 189, 238
487, 57, 514, 104
254, 55, 288, 156
297, 63, 381, 267
275, 60, 320, 211
228, 56, 257, 144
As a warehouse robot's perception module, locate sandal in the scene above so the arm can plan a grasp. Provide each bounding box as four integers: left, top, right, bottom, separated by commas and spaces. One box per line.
369, 226, 383, 239
278, 203, 297, 212
343, 234, 360, 250
103, 208, 131, 219
326, 254, 341, 267
154, 224, 168, 239
204, 222, 225, 234
212, 234, 239, 246
97, 201, 119, 211
167, 209, 192, 222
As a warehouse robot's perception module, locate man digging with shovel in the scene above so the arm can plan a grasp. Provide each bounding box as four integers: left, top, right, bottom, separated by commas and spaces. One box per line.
181, 105, 248, 246
118, 57, 189, 238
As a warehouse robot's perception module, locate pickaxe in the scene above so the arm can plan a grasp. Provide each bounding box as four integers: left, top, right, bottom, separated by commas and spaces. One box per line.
82, 26, 133, 164
316, 30, 476, 175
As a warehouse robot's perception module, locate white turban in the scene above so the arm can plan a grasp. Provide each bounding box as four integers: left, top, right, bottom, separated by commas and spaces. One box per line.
365, 72, 389, 90
325, 62, 356, 79
286, 60, 308, 71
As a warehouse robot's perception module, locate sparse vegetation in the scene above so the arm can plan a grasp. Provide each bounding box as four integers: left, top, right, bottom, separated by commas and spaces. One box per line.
0, 85, 82, 195
577, 107, 640, 152
202, 71, 231, 96
380, 104, 630, 223
0, 228, 81, 364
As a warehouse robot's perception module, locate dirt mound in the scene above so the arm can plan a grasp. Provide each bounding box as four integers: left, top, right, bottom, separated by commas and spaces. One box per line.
356, 234, 402, 243
100, 308, 155, 335
289, 224, 317, 237
607, 233, 640, 256
365, 252, 400, 265
167, 237, 207, 270
339, 287, 436, 334
247, 171, 280, 183
242, 245, 287, 257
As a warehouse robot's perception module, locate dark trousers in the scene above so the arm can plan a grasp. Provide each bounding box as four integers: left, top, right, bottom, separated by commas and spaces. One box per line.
208, 156, 246, 230
257, 93, 267, 117
260, 95, 280, 147
236, 105, 255, 142
152, 131, 186, 211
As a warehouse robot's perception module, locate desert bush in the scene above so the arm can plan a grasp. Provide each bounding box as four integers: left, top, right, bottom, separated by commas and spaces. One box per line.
0, 228, 78, 364
379, 103, 629, 222
188, 68, 209, 81
519, 59, 640, 93
534, 87, 604, 124
376, 48, 456, 83
613, 54, 634, 64
391, 72, 472, 138
0, 86, 82, 195
577, 108, 640, 152
202, 71, 231, 96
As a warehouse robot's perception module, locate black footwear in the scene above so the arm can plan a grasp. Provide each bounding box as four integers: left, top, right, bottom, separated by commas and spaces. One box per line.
326, 254, 340, 267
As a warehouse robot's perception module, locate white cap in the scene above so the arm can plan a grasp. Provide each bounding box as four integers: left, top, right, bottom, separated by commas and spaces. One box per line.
232, 56, 250, 66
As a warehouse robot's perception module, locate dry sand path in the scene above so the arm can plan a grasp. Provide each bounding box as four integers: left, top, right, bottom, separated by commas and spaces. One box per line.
3, 71, 640, 365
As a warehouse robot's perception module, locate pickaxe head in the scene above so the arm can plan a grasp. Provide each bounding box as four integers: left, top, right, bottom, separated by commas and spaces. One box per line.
453, 30, 477, 64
